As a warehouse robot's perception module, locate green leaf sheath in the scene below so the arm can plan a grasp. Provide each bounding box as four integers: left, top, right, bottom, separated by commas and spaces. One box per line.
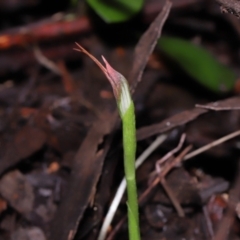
121, 101, 140, 240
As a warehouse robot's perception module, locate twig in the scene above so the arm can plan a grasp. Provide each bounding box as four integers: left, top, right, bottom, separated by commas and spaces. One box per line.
155, 133, 186, 169
195, 103, 240, 111
0, 16, 91, 50
154, 134, 187, 217
57, 60, 75, 94
183, 130, 240, 161
33, 45, 61, 75
161, 177, 185, 217
140, 145, 192, 204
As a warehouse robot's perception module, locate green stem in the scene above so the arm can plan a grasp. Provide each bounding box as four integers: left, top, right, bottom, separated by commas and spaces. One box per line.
74, 44, 140, 239
121, 101, 140, 240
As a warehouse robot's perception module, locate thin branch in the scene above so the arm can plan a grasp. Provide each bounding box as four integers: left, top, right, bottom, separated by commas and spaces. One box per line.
161, 177, 185, 217
139, 145, 192, 204
183, 130, 240, 161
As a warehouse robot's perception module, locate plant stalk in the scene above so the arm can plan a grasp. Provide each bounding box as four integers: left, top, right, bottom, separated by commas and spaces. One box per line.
121, 101, 140, 240
74, 44, 140, 240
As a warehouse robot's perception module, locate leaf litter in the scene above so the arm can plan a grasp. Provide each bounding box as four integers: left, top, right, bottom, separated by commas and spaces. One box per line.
0, 1, 240, 240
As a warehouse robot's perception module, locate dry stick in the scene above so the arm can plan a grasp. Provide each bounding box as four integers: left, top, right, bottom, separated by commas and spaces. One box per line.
154, 133, 186, 217
196, 103, 240, 111
140, 145, 193, 204
155, 133, 186, 168
145, 129, 240, 232
34, 45, 103, 119
161, 177, 185, 217
183, 129, 240, 161
33, 45, 61, 75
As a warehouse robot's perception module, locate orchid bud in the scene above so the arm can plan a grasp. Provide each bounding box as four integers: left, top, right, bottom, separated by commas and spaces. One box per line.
75, 43, 131, 116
